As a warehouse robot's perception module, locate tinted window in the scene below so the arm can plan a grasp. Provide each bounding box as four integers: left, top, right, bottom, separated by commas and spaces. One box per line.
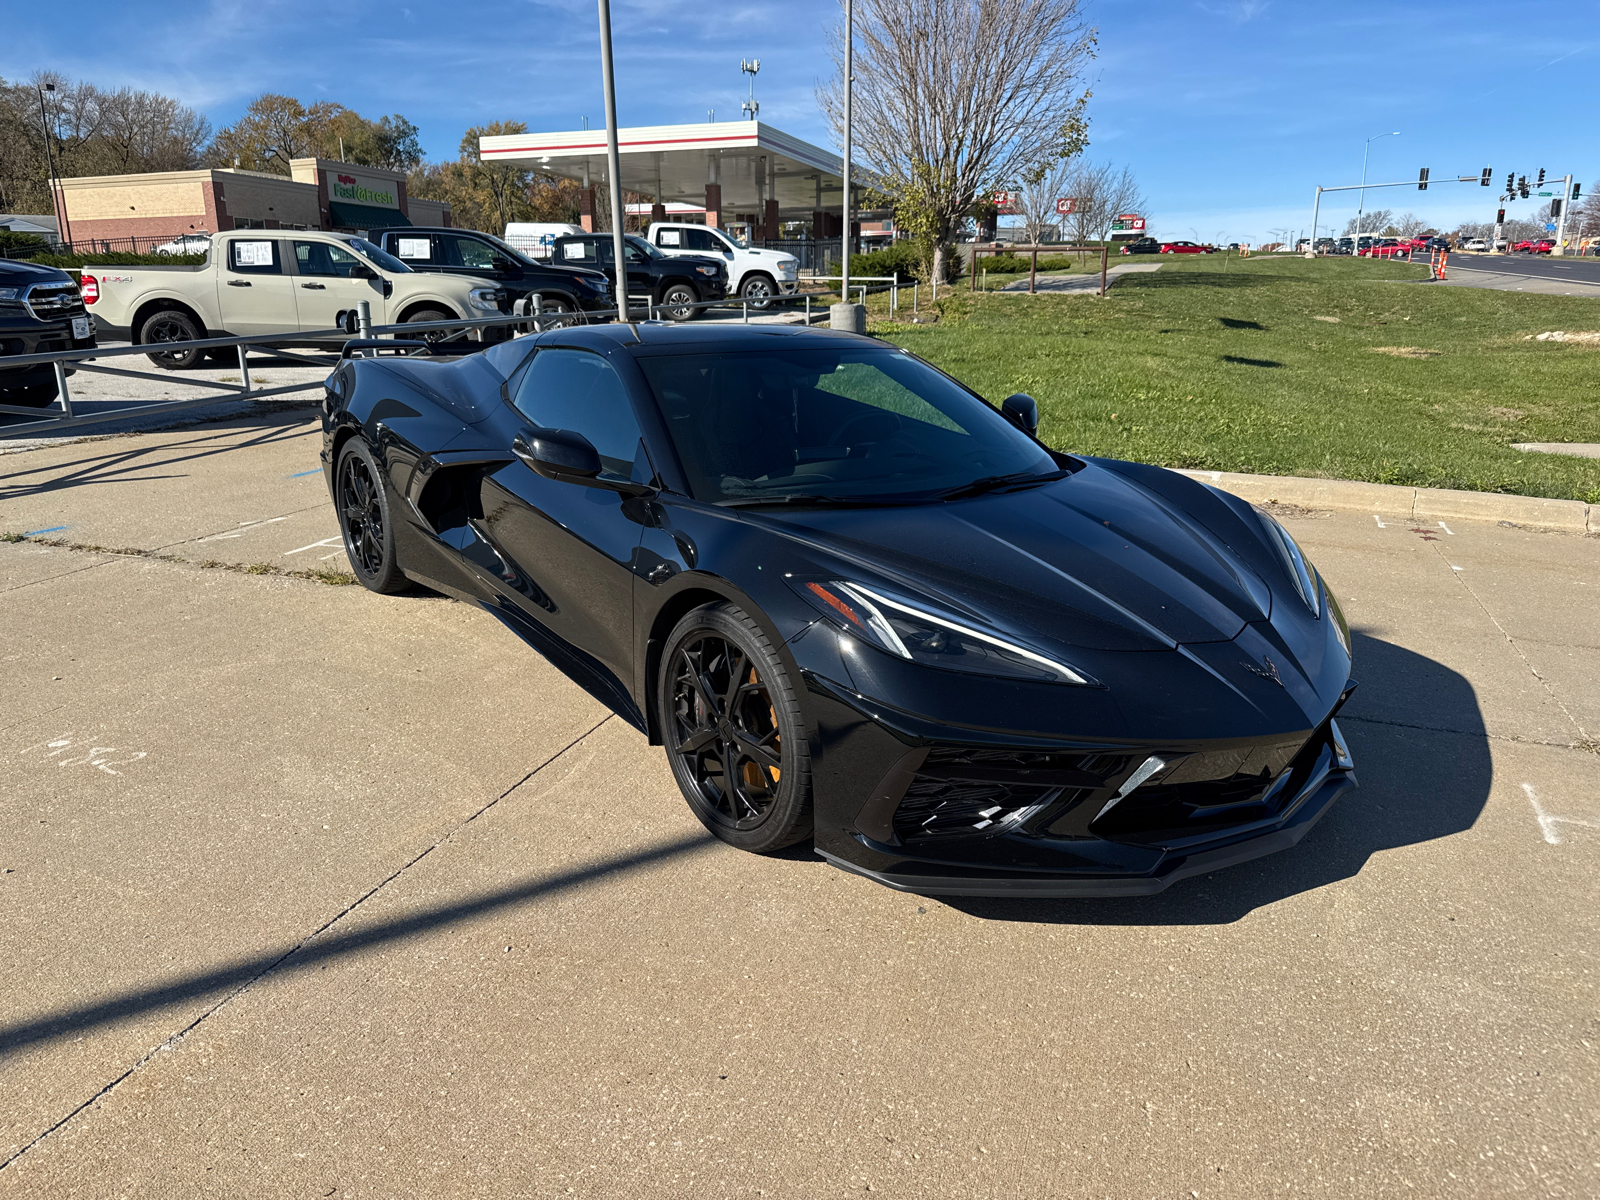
439, 235, 499, 270
637, 349, 1056, 502
559, 240, 605, 267
512, 349, 647, 478
294, 240, 364, 277
228, 239, 282, 274
685, 228, 724, 253
346, 238, 411, 273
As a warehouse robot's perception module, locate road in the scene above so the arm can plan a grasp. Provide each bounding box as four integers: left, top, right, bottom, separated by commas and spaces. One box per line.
1439, 251, 1600, 296
1, 411, 1597, 1197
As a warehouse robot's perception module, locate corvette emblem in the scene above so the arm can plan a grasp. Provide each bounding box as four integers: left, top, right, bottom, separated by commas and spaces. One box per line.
1243, 656, 1284, 686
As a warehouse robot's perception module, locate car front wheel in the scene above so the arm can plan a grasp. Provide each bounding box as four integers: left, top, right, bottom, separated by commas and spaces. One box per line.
660, 283, 700, 322
536, 296, 576, 329
740, 273, 777, 309
660, 602, 813, 853
336, 439, 408, 594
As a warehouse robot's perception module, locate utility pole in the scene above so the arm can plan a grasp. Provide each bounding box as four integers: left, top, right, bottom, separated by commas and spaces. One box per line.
36, 82, 71, 248
1553, 174, 1574, 254
1353, 131, 1399, 255
596, 0, 630, 320
831, 0, 862, 331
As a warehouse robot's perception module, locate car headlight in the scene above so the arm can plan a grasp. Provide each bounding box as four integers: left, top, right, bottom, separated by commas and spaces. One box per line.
0, 287, 20, 301
1254, 508, 1321, 617
695, 266, 719, 277
467, 287, 501, 310
790, 578, 1096, 686
580, 275, 608, 293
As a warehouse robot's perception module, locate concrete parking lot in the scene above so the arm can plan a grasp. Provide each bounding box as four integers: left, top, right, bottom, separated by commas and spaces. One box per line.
2, 409, 1597, 1198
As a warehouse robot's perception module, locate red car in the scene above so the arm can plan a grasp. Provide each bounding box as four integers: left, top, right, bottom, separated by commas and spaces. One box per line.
1360, 239, 1411, 259
1522, 238, 1556, 254
1159, 240, 1215, 254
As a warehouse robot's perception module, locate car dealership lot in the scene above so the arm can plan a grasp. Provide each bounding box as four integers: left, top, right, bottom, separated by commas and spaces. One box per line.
2, 412, 1597, 1197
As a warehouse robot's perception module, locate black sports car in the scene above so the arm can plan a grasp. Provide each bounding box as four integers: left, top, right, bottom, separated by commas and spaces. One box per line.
321, 323, 1356, 897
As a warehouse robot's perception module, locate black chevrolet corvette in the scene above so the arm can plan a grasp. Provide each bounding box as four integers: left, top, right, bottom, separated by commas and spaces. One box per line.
321, 323, 1356, 897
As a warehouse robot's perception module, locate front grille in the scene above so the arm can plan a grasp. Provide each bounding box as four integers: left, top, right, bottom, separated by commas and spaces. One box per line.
892, 746, 1130, 842
24, 284, 86, 321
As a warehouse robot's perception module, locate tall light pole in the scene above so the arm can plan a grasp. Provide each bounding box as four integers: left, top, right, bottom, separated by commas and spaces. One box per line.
1352, 131, 1398, 254
832, 0, 862, 330
36, 82, 71, 248
597, 0, 630, 321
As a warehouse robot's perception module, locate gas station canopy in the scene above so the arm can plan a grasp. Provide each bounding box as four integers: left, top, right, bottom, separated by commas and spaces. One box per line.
478, 121, 846, 221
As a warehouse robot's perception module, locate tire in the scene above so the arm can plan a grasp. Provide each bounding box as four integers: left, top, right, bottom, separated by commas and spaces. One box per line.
140, 308, 205, 369
739, 273, 777, 310
0, 382, 60, 408
336, 439, 408, 594
536, 296, 576, 329
659, 602, 813, 853
660, 283, 700, 322
404, 307, 457, 347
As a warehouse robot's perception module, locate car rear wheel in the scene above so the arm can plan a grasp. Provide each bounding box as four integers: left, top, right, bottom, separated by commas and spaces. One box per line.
336, 439, 408, 594
140, 308, 204, 369
536, 296, 576, 329
660, 284, 700, 322
660, 602, 813, 853
404, 307, 457, 347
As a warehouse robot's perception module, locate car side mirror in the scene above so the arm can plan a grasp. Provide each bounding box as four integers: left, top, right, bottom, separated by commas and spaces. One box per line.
512, 428, 653, 496
350, 263, 376, 280
1001, 393, 1040, 437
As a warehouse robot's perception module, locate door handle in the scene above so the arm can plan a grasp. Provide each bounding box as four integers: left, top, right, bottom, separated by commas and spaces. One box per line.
227, 280, 252, 287
300, 282, 326, 290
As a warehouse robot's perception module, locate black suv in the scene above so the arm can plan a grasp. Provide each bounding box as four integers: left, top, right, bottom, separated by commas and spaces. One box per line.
369, 227, 612, 326
1, 259, 96, 408
549, 234, 726, 320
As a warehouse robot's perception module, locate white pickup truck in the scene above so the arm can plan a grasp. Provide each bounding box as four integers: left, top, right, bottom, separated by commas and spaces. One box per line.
644, 222, 799, 305
82, 229, 506, 368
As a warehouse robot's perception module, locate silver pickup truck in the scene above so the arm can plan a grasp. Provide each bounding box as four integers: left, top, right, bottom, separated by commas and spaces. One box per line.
82, 229, 506, 367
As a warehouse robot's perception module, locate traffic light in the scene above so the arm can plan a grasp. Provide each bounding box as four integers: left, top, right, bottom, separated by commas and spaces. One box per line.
1480, 167, 1492, 186
1518, 175, 1530, 198
1418, 167, 1430, 191
1551, 199, 1562, 218
1506, 172, 1515, 195
1536, 168, 1545, 186
1574, 183, 1583, 200
1497, 208, 1506, 224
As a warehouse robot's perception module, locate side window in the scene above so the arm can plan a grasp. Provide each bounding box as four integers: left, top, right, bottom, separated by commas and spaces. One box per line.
684, 228, 720, 253
656, 228, 683, 247
440, 236, 498, 269
294, 240, 362, 278
229, 239, 282, 274
559, 241, 601, 267
623, 242, 647, 264
512, 350, 647, 479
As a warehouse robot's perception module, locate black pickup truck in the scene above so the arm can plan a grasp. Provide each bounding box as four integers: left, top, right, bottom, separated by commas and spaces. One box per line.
369, 226, 612, 326
550, 234, 726, 320
1, 259, 97, 408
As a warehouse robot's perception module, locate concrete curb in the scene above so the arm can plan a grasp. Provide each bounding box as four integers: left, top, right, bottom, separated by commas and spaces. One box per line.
1176, 468, 1598, 535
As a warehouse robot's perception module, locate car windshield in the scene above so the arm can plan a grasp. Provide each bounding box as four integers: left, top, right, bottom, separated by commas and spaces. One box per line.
625, 235, 664, 259
345, 237, 412, 273
637, 347, 1060, 504
474, 231, 540, 267
717, 229, 750, 250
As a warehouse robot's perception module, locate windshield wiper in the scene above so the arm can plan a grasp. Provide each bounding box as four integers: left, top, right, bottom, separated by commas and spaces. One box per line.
933, 469, 1071, 502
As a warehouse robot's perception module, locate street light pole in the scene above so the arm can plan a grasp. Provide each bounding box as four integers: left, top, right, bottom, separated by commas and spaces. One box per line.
597, 0, 630, 321
1353, 131, 1398, 256
840, 0, 853, 304
36, 82, 71, 249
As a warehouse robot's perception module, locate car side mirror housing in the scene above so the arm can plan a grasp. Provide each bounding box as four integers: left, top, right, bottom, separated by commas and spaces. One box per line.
512, 428, 654, 496
350, 263, 376, 280
1001, 393, 1040, 437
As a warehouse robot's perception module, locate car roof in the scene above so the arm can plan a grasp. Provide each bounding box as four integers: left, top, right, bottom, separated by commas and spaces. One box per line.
543, 322, 884, 356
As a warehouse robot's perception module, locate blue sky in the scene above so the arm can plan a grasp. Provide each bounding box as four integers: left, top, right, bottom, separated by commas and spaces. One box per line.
4, 0, 1591, 243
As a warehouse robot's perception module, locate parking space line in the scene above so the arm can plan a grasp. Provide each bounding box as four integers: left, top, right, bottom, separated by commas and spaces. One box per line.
1438, 521, 1454, 535
200, 517, 288, 542
287, 469, 321, 478
1523, 783, 1600, 846
284, 537, 343, 556
24, 526, 69, 536
1372, 515, 1386, 528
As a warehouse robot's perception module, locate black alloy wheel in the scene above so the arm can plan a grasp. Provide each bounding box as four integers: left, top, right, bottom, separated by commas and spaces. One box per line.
661, 284, 700, 322
336, 440, 408, 593
404, 307, 457, 347
660, 603, 812, 852
140, 308, 204, 369
537, 296, 576, 329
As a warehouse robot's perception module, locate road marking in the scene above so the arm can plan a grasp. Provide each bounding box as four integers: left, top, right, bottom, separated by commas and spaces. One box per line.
23, 733, 148, 776
1523, 782, 1600, 846
1451, 565, 1463, 571
318, 551, 346, 561
284, 536, 343, 556
201, 517, 287, 542
24, 526, 68, 536
1372, 515, 1386, 528
287, 469, 321, 478
1437, 521, 1454, 535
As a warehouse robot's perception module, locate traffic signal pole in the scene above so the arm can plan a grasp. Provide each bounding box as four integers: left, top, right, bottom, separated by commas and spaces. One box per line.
1308, 172, 1490, 249
1554, 175, 1574, 255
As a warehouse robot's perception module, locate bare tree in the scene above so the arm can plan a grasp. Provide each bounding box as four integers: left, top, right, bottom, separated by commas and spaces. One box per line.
1053, 161, 1145, 254
1394, 212, 1426, 237
819, 0, 1095, 282
1017, 160, 1072, 244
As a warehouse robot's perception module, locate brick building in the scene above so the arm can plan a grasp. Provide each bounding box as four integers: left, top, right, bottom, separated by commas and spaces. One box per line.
57, 158, 449, 247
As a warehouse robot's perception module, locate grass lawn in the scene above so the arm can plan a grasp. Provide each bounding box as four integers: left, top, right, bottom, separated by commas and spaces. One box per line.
869, 255, 1600, 503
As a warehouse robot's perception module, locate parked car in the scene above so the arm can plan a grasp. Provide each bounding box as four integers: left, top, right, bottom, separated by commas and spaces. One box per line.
1360, 239, 1410, 259
0, 258, 97, 407
501, 222, 584, 260
370, 226, 610, 326
1158, 241, 1214, 254
1461, 238, 1489, 251
1424, 236, 1450, 251
646, 222, 799, 306
549, 234, 726, 321
81, 230, 505, 369
153, 233, 211, 257
1118, 237, 1161, 255
1522, 238, 1556, 254
321, 321, 1357, 895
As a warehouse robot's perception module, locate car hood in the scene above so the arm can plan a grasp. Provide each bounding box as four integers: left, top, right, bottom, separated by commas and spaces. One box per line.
762, 462, 1275, 653
0, 259, 72, 285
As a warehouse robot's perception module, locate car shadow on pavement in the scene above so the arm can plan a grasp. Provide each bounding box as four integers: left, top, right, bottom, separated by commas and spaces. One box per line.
943, 631, 1492, 926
